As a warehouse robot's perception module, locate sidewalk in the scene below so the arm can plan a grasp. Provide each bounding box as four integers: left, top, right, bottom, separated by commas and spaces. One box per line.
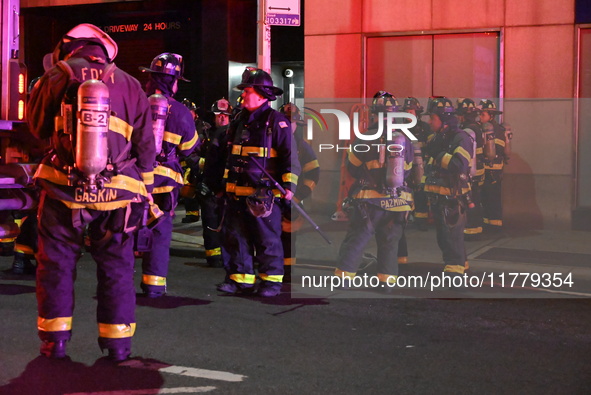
170, 210, 591, 296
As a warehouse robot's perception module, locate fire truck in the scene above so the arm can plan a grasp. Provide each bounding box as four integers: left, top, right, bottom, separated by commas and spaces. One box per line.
0, 0, 35, 249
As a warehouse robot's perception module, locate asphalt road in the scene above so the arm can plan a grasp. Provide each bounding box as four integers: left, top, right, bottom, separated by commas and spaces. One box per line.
1, 249, 591, 395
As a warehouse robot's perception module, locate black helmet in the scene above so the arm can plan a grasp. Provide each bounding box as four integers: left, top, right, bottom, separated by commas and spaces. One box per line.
479, 99, 502, 115
182, 98, 197, 112
372, 91, 399, 113
279, 103, 303, 123
455, 98, 479, 116
402, 97, 424, 114
211, 98, 233, 115
140, 53, 190, 82
235, 67, 283, 101
426, 96, 455, 123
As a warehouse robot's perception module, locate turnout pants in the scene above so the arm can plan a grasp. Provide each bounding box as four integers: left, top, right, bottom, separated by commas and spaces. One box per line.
36, 191, 136, 350
197, 193, 222, 265
141, 191, 176, 294
336, 203, 406, 283
481, 172, 503, 228
432, 197, 467, 274
222, 197, 284, 288
464, 182, 483, 237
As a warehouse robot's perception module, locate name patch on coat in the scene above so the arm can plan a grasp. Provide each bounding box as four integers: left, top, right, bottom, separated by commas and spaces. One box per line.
74, 188, 118, 203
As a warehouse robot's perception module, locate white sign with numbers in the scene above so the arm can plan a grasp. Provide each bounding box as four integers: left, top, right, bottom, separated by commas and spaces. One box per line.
266, 0, 300, 26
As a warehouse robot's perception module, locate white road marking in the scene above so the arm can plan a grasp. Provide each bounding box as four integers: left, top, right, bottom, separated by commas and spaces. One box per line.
65, 386, 216, 395
120, 360, 247, 382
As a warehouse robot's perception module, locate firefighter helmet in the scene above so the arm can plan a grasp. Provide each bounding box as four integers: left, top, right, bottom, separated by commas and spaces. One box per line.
235, 67, 283, 101
181, 98, 198, 112
455, 98, 480, 116
279, 103, 303, 123
402, 97, 424, 114
211, 98, 233, 115
52, 23, 118, 65
426, 97, 455, 123
140, 53, 190, 82
371, 91, 399, 113
479, 99, 502, 115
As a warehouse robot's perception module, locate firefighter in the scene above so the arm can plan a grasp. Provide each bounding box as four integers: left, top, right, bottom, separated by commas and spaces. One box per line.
456, 98, 485, 240
192, 98, 233, 267
335, 91, 414, 289
28, 24, 156, 360
423, 97, 473, 277
279, 103, 320, 283
402, 97, 431, 234
216, 67, 300, 297
139, 53, 199, 297
179, 98, 210, 223
479, 99, 506, 232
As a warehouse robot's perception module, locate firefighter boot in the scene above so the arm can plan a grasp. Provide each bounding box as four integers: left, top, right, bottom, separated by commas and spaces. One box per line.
40, 340, 67, 359
11, 252, 36, 275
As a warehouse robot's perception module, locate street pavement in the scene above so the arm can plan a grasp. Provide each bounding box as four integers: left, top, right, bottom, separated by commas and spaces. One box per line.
1, 211, 590, 394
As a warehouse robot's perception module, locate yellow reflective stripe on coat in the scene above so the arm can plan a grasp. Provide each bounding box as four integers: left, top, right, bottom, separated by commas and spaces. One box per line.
60, 200, 132, 210
153, 186, 177, 194
154, 165, 183, 184
485, 163, 504, 170
483, 218, 503, 226
98, 323, 136, 339
282, 173, 298, 184
35, 164, 148, 197
104, 175, 149, 195
440, 153, 453, 170
179, 131, 199, 151
109, 116, 133, 141
405, 161, 413, 171
302, 159, 320, 173
365, 159, 382, 170
142, 274, 166, 286
353, 189, 413, 202
415, 212, 428, 218
231, 145, 277, 158
206, 248, 221, 257
225, 183, 281, 197
444, 264, 465, 274
230, 273, 256, 284
454, 146, 472, 162
424, 184, 471, 196
163, 131, 182, 145
259, 273, 283, 283
348, 151, 362, 167
334, 268, 356, 279
38, 316, 72, 332
495, 138, 506, 147
142, 171, 154, 187
377, 273, 397, 284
